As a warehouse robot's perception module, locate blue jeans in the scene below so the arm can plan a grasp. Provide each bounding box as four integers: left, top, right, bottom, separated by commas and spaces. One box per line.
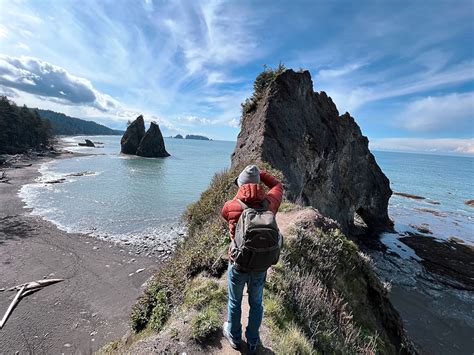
226, 262, 267, 346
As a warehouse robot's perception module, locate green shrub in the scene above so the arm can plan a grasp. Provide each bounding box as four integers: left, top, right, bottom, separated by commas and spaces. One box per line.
130, 293, 155, 332
241, 63, 286, 116
276, 324, 316, 355
266, 226, 380, 354
184, 278, 226, 310
149, 289, 170, 331
191, 305, 221, 341
278, 200, 299, 212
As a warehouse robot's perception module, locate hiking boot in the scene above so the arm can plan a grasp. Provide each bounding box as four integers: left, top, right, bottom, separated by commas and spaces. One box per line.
247, 343, 258, 355
223, 322, 241, 350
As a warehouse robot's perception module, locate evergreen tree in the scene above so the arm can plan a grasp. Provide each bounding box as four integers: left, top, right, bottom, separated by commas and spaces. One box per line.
0, 96, 52, 154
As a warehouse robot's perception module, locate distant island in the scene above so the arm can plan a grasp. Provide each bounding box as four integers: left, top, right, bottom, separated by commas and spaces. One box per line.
185, 134, 210, 140
171, 134, 211, 140
36, 109, 124, 136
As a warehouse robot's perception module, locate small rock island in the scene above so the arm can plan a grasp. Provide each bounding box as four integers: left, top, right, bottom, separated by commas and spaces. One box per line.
185, 134, 210, 141
120, 115, 170, 157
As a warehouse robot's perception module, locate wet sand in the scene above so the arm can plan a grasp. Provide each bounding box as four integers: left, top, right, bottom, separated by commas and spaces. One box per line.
0, 155, 161, 353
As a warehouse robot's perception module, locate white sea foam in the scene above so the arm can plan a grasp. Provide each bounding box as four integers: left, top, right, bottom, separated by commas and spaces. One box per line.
380, 232, 422, 261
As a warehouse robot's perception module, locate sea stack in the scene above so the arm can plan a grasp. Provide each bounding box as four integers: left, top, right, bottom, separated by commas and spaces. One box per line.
121, 116, 170, 158
231, 69, 392, 234
136, 122, 170, 157
121, 115, 145, 154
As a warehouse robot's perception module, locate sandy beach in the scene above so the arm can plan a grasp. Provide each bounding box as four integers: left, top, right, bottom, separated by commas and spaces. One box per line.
0, 154, 161, 353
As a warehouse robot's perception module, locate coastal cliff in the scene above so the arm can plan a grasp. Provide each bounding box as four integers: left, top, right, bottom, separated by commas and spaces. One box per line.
233, 68, 392, 234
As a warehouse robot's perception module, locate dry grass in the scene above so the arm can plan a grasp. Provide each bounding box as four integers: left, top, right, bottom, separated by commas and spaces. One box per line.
265, 226, 381, 354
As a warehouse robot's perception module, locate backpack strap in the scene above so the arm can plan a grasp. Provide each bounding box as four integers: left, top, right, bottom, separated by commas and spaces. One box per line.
236, 198, 269, 210
236, 199, 249, 209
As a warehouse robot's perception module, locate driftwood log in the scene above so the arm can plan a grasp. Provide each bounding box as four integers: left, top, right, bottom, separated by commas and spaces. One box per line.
0, 285, 26, 329
0, 279, 64, 329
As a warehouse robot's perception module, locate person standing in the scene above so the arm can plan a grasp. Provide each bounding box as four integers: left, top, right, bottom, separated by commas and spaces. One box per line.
221, 165, 283, 354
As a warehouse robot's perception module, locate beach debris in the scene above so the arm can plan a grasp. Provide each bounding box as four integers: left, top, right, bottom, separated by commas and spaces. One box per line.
0, 278, 64, 329
409, 223, 433, 235
12, 163, 32, 169
0, 285, 26, 329
45, 178, 66, 184
5, 278, 64, 292
393, 191, 426, 200
66, 171, 95, 177
414, 208, 447, 217
0, 171, 10, 183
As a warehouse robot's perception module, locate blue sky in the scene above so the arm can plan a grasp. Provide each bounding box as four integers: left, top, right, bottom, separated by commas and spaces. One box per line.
0, 0, 473, 154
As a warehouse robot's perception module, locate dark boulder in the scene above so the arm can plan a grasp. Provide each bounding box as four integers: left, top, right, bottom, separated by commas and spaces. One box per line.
78, 139, 95, 147
136, 122, 170, 158
231, 69, 393, 234
121, 116, 145, 155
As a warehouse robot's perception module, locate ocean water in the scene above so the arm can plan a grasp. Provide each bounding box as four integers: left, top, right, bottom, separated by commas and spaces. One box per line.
375, 151, 474, 252
19, 136, 474, 246
20, 136, 235, 244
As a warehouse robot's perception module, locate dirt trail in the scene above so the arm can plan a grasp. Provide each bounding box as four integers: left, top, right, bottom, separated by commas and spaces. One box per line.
213, 286, 274, 355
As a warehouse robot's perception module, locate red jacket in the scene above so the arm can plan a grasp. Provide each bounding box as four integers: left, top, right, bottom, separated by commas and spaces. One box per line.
221, 170, 283, 238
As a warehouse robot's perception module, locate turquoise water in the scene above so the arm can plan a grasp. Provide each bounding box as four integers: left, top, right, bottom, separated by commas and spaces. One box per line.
19, 136, 474, 245
20, 136, 235, 243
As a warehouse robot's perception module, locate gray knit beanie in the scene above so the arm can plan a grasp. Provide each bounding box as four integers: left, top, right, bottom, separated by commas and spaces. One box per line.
236, 165, 260, 186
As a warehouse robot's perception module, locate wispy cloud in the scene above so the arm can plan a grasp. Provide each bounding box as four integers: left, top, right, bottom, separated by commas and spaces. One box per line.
395, 92, 474, 132
318, 62, 367, 78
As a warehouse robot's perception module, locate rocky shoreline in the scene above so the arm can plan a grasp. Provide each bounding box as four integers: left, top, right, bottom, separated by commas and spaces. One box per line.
0, 149, 168, 354
355, 226, 474, 354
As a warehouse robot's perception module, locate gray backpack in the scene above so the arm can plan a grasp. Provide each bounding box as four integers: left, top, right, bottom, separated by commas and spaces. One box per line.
230, 199, 283, 272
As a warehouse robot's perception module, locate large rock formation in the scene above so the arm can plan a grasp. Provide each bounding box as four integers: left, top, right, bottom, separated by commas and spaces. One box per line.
121, 115, 145, 154
121, 116, 170, 158
136, 122, 170, 157
231, 69, 392, 233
